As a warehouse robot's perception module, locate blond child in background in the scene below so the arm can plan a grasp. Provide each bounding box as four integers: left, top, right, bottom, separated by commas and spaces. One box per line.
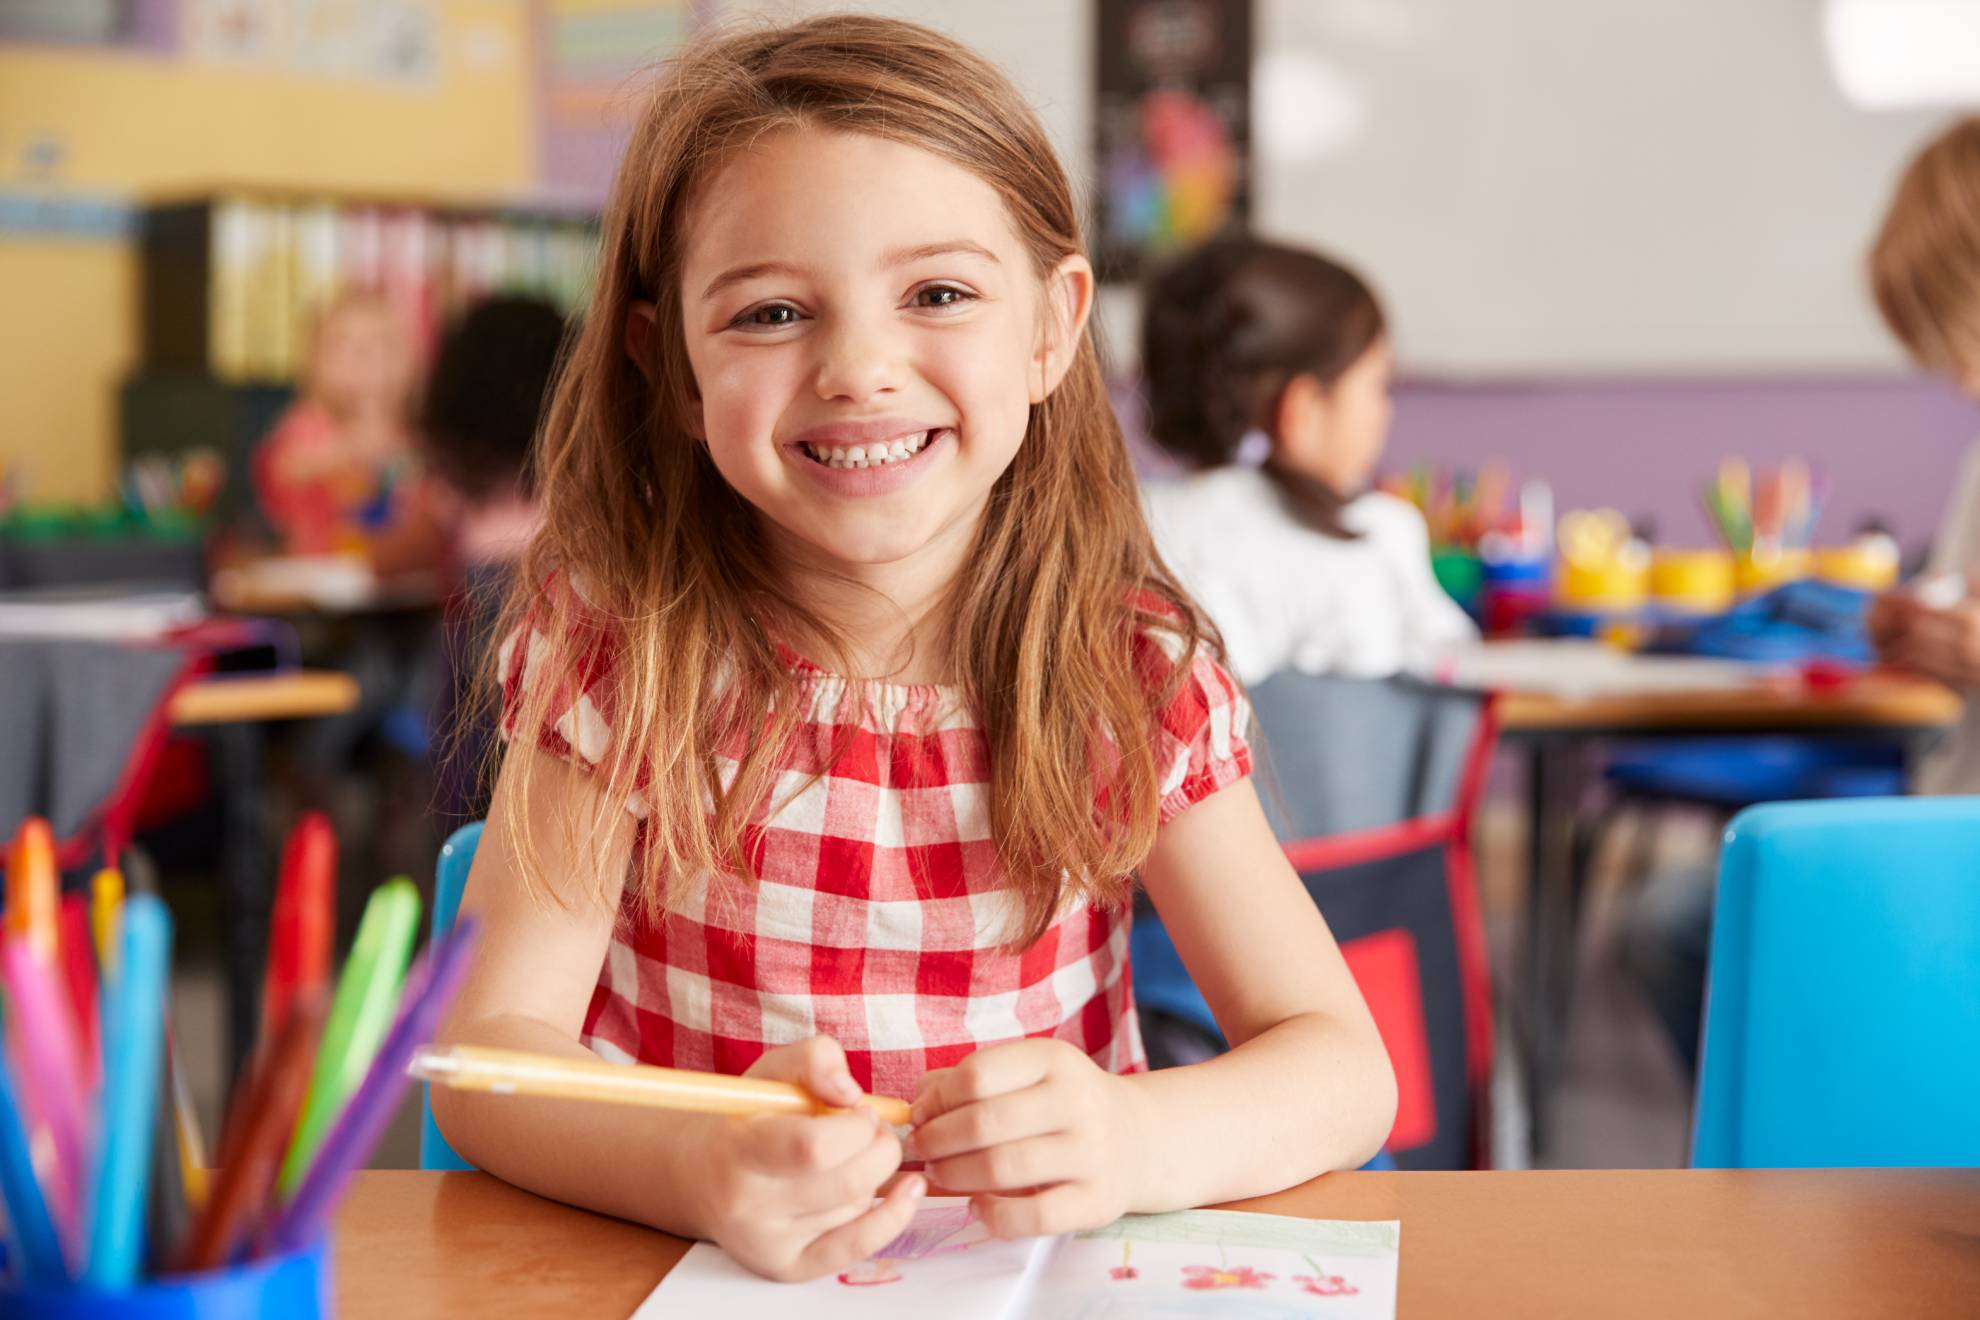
434, 16, 1396, 1284
254, 289, 427, 559
1864, 116, 1980, 793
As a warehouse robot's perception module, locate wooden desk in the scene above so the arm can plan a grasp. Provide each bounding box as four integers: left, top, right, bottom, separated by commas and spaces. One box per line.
1491, 664, 1962, 1157
168, 670, 361, 726
333, 1168, 1980, 1318
1497, 669, 1962, 735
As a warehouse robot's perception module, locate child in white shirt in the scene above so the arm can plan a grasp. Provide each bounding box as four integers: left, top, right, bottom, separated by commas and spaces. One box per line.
1139, 237, 1475, 685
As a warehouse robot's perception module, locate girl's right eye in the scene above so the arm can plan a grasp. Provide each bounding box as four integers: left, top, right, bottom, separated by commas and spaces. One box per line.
731, 302, 805, 330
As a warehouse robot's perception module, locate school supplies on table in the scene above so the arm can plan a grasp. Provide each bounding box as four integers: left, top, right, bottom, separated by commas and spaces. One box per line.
267, 917, 480, 1253
262, 811, 338, 1039
637, 1199, 1400, 1319
0, 813, 473, 1298
278, 877, 421, 1194
177, 995, 329, 1273
410, 1043, 917, 1127
84, 893, 172, 1286
7, 815, 58, 961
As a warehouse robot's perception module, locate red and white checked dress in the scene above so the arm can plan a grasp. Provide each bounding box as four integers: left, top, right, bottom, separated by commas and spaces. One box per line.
498, 620, 1252, 1103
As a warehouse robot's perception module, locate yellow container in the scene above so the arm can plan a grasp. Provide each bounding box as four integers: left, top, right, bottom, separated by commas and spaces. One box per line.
1649, 548, 1735, 615
1814, 541, 1900, 592
1735, 547, 1812, 597
1555, 557, 1649, 613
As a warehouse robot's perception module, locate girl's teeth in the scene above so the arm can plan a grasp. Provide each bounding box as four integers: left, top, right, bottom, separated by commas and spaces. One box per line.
805, 431, 935, 469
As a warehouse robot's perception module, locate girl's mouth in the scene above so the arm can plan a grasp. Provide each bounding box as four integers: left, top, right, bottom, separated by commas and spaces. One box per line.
798, 429, 946, 470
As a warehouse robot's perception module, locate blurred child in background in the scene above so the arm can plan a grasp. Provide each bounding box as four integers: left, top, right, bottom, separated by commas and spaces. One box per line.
417, 294, 567, 822
1139, 236, 1475, 685
1865, 115, 1980, 793
1625, 115, 1980, 1078
255, 289, 428, 559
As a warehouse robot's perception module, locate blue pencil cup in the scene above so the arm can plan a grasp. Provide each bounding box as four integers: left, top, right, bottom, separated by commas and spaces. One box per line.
0, 1240, 328, 1319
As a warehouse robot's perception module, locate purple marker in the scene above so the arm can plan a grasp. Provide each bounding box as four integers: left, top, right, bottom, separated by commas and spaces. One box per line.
264, 918, 480, 1253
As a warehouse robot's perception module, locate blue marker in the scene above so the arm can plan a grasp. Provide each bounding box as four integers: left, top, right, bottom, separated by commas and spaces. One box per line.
0, 1049, 68, 1282
84, 894, 173, 1287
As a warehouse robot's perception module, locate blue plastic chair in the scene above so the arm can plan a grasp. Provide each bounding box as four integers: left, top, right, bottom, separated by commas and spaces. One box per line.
1692, 798, 1980, 1168
419, 821, 482, 1171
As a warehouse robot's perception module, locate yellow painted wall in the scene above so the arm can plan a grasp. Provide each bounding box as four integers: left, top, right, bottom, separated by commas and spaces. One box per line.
0, 0, 538, 503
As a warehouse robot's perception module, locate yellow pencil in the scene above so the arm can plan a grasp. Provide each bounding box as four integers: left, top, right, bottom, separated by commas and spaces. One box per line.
91, 868, 125, 973
409, 1045, 915, 1127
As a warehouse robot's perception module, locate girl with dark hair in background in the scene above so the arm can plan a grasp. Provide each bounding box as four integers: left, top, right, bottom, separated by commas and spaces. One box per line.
1141, 236, 1474, 685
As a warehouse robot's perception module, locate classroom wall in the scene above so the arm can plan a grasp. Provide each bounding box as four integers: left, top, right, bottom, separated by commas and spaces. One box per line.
0, 0, 537, 504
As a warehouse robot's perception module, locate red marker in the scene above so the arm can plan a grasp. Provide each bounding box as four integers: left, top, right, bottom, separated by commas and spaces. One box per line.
262, 813, 336, 1040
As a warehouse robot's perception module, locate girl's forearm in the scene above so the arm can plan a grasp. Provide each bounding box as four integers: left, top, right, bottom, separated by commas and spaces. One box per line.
431, 1012, 721, 1239
1121, 1011, 1398, 1213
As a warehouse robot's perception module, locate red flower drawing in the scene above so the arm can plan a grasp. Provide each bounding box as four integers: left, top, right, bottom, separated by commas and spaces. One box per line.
1294, 1273, 1360, 1297
1181, 1265, 1274, 1291
1109, 1266, 1139, 1281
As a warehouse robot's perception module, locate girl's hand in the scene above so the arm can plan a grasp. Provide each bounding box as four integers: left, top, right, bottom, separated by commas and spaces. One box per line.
908, 1039, 1149, 1238
693, 1037, 923, 1281
1889, 596, 1980, 689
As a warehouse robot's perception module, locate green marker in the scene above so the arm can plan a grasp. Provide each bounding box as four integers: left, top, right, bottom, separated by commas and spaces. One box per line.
277, 877, 422, 1195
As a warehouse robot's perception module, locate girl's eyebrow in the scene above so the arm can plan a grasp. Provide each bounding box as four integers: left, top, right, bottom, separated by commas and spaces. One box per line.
884, 240, 1000, 267
700, 260, 804, 301
699, 241, 1000, 302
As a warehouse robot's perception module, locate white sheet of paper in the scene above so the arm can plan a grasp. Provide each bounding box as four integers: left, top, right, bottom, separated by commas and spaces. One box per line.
631, 1200, 1399, 1319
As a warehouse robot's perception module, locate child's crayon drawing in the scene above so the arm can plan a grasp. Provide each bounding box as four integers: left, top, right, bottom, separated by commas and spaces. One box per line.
640, 1199, 1400, 1319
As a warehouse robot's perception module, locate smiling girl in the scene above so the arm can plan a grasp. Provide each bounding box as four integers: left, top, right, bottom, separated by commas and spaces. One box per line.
433, 16, 1396, 1282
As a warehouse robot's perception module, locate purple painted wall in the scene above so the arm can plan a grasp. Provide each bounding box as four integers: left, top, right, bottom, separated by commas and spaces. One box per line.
1383, 374, 1978, 559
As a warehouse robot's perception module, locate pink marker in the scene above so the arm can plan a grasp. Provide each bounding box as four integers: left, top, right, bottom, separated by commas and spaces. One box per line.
2, 935, 92, 1260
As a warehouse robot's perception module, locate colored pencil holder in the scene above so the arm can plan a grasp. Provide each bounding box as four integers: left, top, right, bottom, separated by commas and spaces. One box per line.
1555, 558, 1649, 614
1430, 548, 1484, 610
1650, 548, 1736, 615
0, 1240, 328, 1318
1735, 547, 1812, 598
1813, 543, 1899, 592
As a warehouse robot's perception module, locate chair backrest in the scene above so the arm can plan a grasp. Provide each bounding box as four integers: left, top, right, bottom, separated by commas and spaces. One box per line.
420, 821, 483, 1172
1693, 798, 1980, 1168
1133, 674, 1499, 1169
1247, 672, 1481, 841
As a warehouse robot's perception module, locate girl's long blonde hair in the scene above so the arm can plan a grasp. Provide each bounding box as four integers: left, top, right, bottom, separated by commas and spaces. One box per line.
500, 14, 1214, 946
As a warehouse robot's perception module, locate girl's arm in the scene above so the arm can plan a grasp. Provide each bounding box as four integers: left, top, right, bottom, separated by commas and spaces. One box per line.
431, 747, 712, 1227
1121, 777, 1398, 1203
434, 748, 919, 1277
910, 778, 1396, 1233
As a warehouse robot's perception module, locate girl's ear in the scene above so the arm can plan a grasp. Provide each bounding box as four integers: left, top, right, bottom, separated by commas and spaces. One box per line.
1030, 254, 1096, 404
624, 300, 659, 382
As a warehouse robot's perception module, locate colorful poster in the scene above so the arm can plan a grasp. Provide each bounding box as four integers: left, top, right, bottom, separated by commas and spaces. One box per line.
1094, 0, 1252, 281
537, 0, 699, 203
182, 0, 434, 83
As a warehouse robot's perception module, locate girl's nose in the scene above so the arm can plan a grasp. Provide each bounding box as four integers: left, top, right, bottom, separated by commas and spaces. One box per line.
812, 316, 906, 403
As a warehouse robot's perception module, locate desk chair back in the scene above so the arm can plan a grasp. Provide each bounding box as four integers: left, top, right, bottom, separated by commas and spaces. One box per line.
420, 821, 482, 1171
1134, 674, 1499, 1169
1694, 798, 1980, 1168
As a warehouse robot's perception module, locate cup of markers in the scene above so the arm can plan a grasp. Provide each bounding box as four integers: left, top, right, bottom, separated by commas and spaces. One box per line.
0, 814, 478, 1316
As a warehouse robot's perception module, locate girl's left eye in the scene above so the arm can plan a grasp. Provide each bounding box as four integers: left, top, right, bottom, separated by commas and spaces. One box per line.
910, 284, 977, 310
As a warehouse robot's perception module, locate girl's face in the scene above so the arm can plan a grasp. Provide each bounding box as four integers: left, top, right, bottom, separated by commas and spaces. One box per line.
671, 127, 1089, 578
312, 301, 415, 419
1275, 337, 1394, 496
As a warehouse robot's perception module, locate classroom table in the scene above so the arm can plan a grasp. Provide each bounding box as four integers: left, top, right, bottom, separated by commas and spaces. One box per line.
168, 669, 362, 726
331, 1167, 1980, 1317
1494, 661, 1963, 1157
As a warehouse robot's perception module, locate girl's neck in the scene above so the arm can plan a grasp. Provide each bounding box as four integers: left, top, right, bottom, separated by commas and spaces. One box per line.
766, 511, 978, 686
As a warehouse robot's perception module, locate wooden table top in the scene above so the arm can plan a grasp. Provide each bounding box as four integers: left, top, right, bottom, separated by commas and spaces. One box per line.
332, 1168, 1980, 1318
168, 670, 361, 726
1497, 669, 1963, 736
